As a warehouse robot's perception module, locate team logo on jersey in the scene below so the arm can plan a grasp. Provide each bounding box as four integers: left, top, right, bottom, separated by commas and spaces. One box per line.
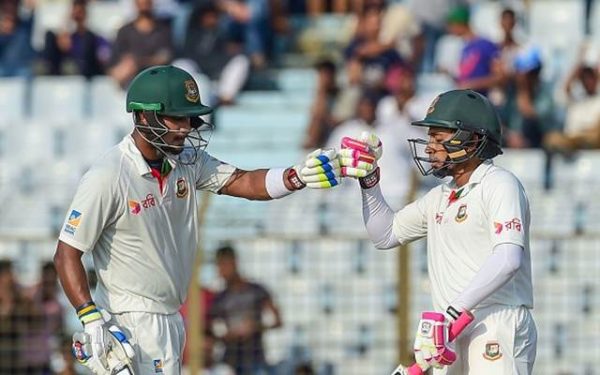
176, 177, 188, 198
153, 359, 164, 373
128, 200, 141, 215
63, 210, 82, 235
184, 79, 199, 103
483, 341, 503, 361
455, 204, 468, 222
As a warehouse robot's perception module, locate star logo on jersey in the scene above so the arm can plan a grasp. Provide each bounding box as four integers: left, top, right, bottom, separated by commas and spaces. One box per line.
176, 177, 188, 198
63, 210, 82, 235
128, 200, 141, 215
483, 341, 503, 361
455, 204, 468, 222
153, 359, 164, 373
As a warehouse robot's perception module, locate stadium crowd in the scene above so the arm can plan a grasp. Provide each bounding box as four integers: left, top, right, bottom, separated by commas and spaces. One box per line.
2, 0, 600, 373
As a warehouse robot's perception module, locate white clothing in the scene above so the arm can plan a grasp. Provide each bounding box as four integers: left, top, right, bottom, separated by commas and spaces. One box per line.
59, 135, 236, 314
392, 161, 533, 311
111, 311, 186, 374
564, 95, 600, 135
376, 96, 428, 209
434, 304, 537, 375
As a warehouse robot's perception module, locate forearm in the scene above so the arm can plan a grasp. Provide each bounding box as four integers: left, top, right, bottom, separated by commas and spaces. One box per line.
54, 243, 93, 309
451, 243, 523, 311
361, 184, 399, 249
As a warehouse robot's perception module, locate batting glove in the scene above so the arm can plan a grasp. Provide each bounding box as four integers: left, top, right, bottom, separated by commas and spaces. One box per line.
72, 303, 135, 375
413, 311, 458, 371
291, 148, 341, 189
339, 131, 382, 188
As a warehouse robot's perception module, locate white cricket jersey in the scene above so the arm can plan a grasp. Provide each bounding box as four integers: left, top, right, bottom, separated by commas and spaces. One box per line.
392, 160, 533, 311
58, 135, 236, 314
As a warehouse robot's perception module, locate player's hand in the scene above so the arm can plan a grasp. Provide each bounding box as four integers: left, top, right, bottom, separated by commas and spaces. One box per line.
72, 306, 135, 374
339, 131, 382, 188
413, 311, 457, 371
293, 148, 341, 189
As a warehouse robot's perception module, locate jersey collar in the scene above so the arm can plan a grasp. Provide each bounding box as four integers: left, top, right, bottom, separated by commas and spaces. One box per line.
443, 160, 494, 193
120, 135, 177, 176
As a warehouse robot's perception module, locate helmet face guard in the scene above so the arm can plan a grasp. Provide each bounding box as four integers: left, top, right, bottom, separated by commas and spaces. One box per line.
408, 129, 491, 178
133, 110, 213, 165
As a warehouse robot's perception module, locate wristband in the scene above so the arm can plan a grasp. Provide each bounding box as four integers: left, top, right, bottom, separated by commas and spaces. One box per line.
76, 301, 102, 326
286, 167, 306, 190
265, 168, 294, 199
359, 167, 380, 189
446, 305, 461, 321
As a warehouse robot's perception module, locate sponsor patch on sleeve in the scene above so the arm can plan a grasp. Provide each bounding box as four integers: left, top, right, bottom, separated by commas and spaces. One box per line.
63, 210, 82, 235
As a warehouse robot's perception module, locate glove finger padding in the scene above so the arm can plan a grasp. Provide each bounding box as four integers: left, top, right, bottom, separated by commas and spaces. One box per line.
414, 312, 456, 370
72, 332, 110, 374
298, 148, 341, 189
340, 133, 381, 179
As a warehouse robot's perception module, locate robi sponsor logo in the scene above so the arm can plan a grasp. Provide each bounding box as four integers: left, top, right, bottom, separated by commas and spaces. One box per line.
494, 218, 522, 234
128, 194, 158, 215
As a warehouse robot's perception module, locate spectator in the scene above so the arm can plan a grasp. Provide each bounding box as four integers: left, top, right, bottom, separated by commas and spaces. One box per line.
326, 93, 379, 150
218, 0, 271, 69
42, 0, 111, 78
294, 363, 315, 375
0, 260, 20, 373
344, 7, 404, 100
511, 47, 557, 148
375, 69, 430, 209
493, 8, 521, 136
447, 5, 505, 96
209, 245, 282, 375
544, 64, 600, 152
0, 4, 35, 77
109, 0, 174, 88
408, 0, 465, 72
303, 59, 340, 150
180, 286, 216, 367
179, 1, 250, 106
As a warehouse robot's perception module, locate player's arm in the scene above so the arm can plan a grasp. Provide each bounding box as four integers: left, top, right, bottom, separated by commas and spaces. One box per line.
262, 297, 283, 331
217, 149, 341, 200
54, 241, 93, 309
340, 132, 427, 248
450, 243, 522, 311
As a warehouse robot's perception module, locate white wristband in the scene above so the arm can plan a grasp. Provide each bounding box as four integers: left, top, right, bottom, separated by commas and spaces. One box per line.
265, 168, 294, 199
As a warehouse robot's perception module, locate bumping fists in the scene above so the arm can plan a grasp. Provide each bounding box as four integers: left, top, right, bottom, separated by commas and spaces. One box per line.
339, 131, 383, 189
294, 132, 382, 189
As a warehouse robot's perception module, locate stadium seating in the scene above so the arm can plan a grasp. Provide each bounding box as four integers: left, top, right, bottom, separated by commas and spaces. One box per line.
0, 77, 27, 122
31, 76, 88, 121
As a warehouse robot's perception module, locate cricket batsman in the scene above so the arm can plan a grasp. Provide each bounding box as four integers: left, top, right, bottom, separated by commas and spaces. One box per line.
340, 89, 537, 374
53, 65, 341, 374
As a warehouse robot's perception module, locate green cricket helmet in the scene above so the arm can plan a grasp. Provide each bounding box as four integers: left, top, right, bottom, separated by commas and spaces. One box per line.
408, 89, 503, 178
126, 65, 213, 164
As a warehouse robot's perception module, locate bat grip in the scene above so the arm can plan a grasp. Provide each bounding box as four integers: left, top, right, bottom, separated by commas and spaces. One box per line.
406, 311, 475, 375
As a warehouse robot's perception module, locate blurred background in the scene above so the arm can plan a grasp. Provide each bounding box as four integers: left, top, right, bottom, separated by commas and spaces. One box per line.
1, 0, 600, 374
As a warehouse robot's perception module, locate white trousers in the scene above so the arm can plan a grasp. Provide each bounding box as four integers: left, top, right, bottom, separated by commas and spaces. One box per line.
111, 311, 186, 375
434, 305, 537, 375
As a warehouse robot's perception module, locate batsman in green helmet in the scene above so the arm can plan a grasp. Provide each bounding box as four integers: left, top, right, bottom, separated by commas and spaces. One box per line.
54, 65, 343, 375
339, 89, 536, 375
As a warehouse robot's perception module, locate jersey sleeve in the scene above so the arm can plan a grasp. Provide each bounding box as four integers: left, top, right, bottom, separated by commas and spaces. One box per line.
391, 192, 429, 245
194, 150, 237, 192
484, 173, 528, 248
58, 167, 119, 253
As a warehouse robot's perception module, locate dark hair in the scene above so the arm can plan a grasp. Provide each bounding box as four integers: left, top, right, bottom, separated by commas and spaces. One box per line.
216, 245, 236, 260
0, 260, 13, 274
314, 59, 336, 75
72, 0, 87, 7
501, 8, 515, 18
580, 66, 597, 79
42, 261, 56, 274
